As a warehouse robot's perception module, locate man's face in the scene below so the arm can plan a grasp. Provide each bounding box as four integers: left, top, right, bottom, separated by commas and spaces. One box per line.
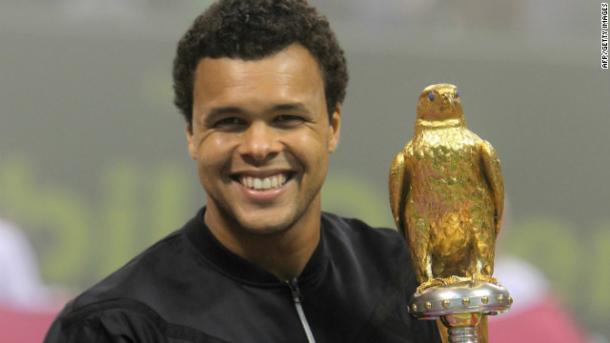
187, 44, 341, 235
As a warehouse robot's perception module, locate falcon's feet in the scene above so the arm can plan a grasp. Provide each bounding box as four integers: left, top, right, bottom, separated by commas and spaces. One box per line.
470, 273, 499, 285
416, 274, 500, 294
444, 275, 471, 286
415, 278, 447, 294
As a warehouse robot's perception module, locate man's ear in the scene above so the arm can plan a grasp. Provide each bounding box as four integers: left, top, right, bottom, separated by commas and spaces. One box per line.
186, 126, 197, 160
328, 105, 342, 153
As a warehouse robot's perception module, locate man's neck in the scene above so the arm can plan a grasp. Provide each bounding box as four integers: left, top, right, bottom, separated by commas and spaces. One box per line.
204, 206, 321, 281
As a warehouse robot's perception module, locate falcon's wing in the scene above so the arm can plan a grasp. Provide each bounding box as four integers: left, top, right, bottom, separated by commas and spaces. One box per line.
389, 145, 410, 237
480, 140, 504, 237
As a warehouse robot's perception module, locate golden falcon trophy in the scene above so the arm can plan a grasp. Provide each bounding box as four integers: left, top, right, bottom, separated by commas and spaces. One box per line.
389, 84, 512, 343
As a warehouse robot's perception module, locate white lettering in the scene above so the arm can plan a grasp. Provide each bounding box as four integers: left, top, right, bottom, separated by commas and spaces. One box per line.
603, 4, 609, 69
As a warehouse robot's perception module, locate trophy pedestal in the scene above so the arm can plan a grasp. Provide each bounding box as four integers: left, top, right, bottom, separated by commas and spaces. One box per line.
409, 282, 512, 343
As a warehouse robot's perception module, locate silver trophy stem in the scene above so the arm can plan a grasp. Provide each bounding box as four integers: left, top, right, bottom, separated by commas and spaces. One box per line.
440, 312, 482, 343
409, 282, 512, 343
447, 325, 478, 343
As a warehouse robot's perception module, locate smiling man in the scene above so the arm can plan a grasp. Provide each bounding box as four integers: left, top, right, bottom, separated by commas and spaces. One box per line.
187, 43, 340, 282
44, 1, 440, 342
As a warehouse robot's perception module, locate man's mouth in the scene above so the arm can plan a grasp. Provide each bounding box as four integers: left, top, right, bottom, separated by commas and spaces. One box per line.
232, 172, 296, 191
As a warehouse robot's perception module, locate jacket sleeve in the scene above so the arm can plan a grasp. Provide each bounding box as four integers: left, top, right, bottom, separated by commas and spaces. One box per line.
44, 306, 168, 343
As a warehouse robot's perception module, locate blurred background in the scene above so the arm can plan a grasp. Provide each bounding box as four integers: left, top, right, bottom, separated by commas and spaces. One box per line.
0, 0, 608, 342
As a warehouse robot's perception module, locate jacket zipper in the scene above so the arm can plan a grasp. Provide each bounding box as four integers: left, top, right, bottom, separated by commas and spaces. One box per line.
287, 279, 317, 343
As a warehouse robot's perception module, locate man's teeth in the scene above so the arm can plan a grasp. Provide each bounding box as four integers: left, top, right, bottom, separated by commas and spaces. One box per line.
240, 174, 287, 190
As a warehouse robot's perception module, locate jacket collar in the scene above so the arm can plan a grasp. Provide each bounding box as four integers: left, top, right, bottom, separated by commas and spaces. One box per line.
184, 207, 329, 288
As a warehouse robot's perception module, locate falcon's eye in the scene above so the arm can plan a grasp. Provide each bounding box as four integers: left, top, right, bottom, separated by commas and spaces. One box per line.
427, 92, 435, 102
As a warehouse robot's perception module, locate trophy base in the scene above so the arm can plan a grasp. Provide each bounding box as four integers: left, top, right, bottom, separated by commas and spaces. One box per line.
409, 281, 512, 343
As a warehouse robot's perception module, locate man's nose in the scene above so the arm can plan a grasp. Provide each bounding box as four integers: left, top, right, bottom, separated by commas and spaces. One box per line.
237, 122, 281, 163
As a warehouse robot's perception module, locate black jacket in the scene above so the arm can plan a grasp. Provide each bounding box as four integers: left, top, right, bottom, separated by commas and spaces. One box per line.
45, 209, 440, 342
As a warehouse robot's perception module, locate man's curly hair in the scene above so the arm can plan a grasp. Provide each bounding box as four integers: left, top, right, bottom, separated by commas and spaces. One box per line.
173, 0, 348, 129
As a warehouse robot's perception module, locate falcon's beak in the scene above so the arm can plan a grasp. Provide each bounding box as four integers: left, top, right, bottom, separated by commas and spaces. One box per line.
441, 94, 453, 109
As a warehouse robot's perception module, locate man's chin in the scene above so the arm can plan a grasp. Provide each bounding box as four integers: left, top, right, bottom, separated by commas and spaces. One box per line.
235, 217, 294, 236
232, 209, 299, 236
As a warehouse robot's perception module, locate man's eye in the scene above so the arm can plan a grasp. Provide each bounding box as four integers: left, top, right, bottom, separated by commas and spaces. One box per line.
214, 117, 246, 128
275, 115, 304, 127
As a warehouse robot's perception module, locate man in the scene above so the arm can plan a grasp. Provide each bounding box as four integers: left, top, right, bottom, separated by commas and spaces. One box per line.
45, 0, 440, 342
